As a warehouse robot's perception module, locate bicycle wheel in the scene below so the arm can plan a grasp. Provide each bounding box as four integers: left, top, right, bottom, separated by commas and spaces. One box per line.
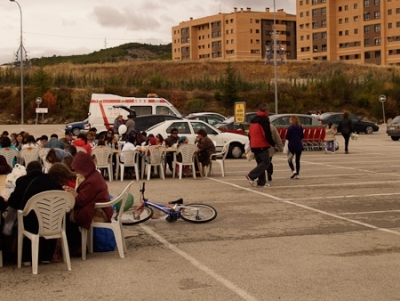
180, 203, 217, 223
121, 206, 154, 225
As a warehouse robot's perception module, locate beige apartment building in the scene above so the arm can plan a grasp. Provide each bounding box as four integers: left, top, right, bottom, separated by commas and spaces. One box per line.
171, 7, 297, 61
297, 0, 400, 65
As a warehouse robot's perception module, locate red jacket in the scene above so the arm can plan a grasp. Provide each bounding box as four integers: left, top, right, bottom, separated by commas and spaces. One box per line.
248, 111, 273, 149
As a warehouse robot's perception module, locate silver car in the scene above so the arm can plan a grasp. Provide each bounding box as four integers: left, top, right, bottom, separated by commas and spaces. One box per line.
386, 116, 400, 141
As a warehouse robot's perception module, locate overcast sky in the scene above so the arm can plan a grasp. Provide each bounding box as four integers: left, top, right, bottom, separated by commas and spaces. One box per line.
1, 0, 296, 65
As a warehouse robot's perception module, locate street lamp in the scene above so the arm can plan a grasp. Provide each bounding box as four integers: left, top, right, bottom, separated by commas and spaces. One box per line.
10, 0, 24, 124
273, 0, 278, 114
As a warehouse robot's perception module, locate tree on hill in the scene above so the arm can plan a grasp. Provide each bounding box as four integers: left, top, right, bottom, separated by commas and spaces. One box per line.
221, 63, 240, 107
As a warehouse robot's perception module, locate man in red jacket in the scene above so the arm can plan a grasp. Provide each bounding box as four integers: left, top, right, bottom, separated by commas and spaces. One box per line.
246, 103, 275, 188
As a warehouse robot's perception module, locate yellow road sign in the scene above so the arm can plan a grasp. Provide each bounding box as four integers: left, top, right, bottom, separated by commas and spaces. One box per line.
234, 102, 246, 123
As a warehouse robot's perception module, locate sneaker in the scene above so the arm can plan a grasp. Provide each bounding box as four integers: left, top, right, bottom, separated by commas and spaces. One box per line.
245, 174, 257, 187
294, 174, 299, 179
257, 183, 270, 188
290, 171, 297, 179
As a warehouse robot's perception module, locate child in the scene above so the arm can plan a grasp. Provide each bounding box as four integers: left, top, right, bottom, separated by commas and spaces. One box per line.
324, 122, 337, 154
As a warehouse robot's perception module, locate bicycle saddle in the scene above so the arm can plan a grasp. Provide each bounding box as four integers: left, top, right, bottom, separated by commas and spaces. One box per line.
168, 198, 183, 205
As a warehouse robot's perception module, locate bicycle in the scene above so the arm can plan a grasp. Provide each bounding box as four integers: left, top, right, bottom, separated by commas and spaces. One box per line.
121, 182, 217, 225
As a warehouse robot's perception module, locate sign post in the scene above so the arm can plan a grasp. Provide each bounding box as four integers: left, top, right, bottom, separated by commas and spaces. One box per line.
35, 97, 42, 125
379, 95, 386, 124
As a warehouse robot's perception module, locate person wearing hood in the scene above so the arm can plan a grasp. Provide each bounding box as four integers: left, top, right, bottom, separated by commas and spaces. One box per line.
246, 103, 276, 188
63, 152, 113, 251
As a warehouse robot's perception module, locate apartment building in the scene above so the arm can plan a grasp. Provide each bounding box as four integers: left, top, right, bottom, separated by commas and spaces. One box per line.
172, 7, 296, 61
296, 0, 400, 65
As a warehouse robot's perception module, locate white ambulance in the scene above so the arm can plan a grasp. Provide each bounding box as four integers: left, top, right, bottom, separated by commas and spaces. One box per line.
88, 93, 182, 135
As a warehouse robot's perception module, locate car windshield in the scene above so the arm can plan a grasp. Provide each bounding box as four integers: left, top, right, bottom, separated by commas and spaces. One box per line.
391, 116, 400, 124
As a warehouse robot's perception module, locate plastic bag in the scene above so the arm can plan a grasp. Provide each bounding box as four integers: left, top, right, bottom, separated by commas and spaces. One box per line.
1, 164, 27, 200
245, 150, 254, 161
283, 140, 289, 154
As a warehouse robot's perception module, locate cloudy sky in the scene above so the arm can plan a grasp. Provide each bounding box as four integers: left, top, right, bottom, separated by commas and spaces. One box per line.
1, 0, 296, 65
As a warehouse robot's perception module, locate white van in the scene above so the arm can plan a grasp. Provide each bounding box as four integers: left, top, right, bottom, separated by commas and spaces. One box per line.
88, 93, 182, 134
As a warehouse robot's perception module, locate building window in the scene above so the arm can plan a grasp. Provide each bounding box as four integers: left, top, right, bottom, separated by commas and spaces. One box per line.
397, 8, 400, 14
364, 26, 370, 33
339, 31, 343, 36
313, 33, 318, 40
365, 38, 371, 46
322, 45, 327, 51
255, 19, 260, 23
388, 23, 392, 29
374, 0, 379, 5
355, 28, 359, 34
300, 0, 303, 5
354, 16, 359, 22
300, 12, 304, 17
339, 19, 343, 24
321, 7, 326, 14
365, 52, 371, 59
345, 30, 349, 35
375, 50, 381, 58
388, 9, 392, 15
255, 29, 259, 33
313, 22, 318, 28
354, 3, 358, 9
300, 36, 304, 41
374, 11, 380, 19
312, 0, 317, 4
345, 18, 349, 23
364, 0, 370, 8
375, 38, 381, 45
397, 21, 400, 27
322, 32, 327, 39
364, 13, 370, 20
375, 24, 381, 32
338, 6, 342, 12
321, 20, 327, 27
312, 9, 318, 16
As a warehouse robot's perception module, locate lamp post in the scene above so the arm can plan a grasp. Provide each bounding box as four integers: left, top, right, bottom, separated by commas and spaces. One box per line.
10, 0, 24, 124
273, 0, 278, 114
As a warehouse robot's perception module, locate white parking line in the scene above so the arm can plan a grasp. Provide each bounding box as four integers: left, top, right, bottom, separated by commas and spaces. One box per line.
140, 224, 259, 301
209, 178, 400, 238
341, 210, 400, 215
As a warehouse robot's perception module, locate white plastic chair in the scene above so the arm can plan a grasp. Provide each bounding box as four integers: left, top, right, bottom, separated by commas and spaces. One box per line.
17, 190, 75, 274
141, 146, 166, 180
206, 143, 229, 177
119, 150, 140, 181
0, 147, 19, 168
92, 146, 113, 182
38, 148, 52, 173
172, 144, 197, 179
75, 146, 87, 153
20, 147, 40, 166
81, 181, 134, 260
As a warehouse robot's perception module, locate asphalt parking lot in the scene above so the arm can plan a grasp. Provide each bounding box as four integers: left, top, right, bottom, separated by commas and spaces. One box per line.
1, 125, 400, 301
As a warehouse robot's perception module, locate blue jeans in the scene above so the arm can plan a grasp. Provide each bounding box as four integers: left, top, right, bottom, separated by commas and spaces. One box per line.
248, 148, 270, 186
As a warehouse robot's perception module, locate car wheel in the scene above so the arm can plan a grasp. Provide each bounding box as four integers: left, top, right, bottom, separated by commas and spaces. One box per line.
228, 143, 243, 159
365, 126, 374, 134
391, 136, 400, 141
72, 128, 81, 136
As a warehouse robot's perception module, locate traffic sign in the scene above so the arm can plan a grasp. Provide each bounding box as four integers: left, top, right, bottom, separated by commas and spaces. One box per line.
379, 95, 386, 103
234, 102, 246, 123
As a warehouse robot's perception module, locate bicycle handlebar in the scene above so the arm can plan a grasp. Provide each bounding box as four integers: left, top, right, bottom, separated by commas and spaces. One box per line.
141, 182, 145, 194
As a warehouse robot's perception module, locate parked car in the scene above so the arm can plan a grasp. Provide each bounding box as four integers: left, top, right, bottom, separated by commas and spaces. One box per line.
215, 112, 315, 135
186, 114, 226, 127
65, 118, 89, 136
319, 112, 379, 134
386, 115, 400, 141
134, 114, 183, 132
146, 119, 249, 158
215, 112, 258, 135
187, 112, 227, 121
269, 113, 320, 127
